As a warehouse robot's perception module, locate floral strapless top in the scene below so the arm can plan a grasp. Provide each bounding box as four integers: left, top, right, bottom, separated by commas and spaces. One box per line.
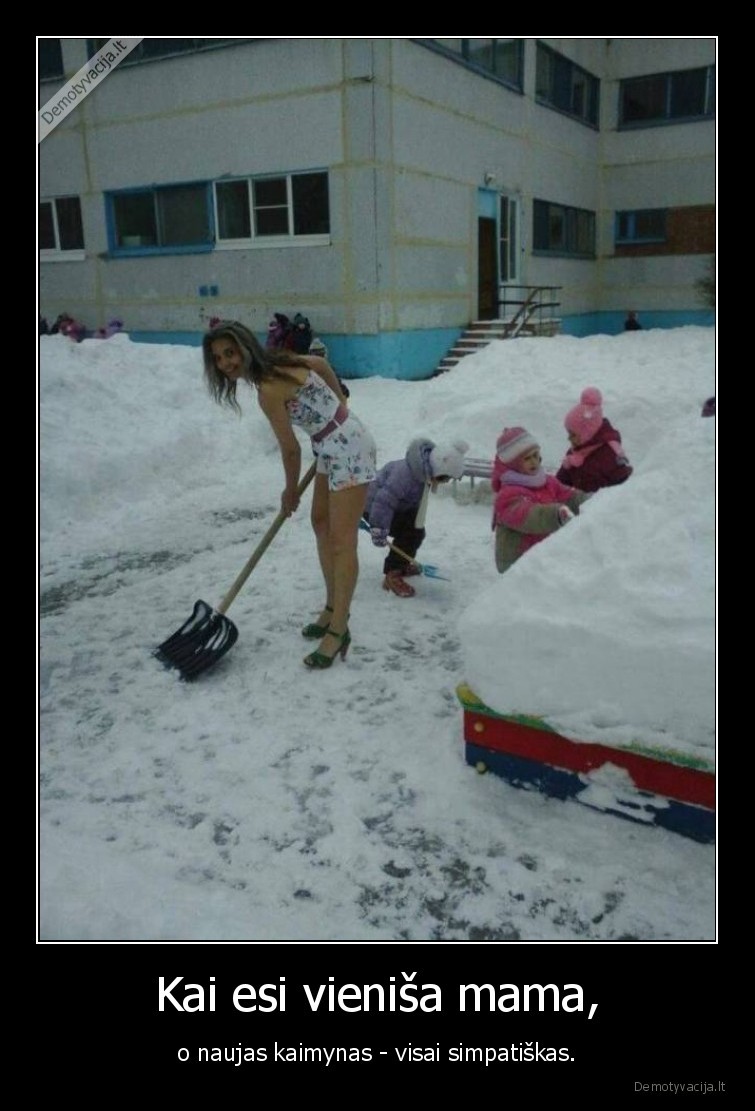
285, 370, 342, 437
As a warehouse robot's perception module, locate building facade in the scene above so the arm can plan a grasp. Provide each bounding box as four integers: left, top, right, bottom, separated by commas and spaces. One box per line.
39, 37, 716, 379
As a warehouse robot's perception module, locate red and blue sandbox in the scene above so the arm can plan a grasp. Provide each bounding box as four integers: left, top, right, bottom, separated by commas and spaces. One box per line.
457, 683, 715, 844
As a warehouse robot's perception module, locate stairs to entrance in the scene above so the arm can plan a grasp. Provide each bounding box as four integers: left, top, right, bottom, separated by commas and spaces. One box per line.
434, 286, 562, 375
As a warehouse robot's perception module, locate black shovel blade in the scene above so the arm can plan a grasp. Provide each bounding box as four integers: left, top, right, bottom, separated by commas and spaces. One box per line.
155, 599, 239, 681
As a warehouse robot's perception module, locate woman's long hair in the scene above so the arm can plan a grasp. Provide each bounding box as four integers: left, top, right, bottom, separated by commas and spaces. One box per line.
202, 320, 307, 411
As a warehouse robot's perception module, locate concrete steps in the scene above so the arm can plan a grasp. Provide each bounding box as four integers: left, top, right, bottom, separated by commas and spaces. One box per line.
434, 317, 558, 375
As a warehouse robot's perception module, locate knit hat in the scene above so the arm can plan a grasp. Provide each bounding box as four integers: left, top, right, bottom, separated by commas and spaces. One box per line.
564, 387, 604, 445
496, 427, 539, 465
308, 337, 328, 358
428, 439, 469, 480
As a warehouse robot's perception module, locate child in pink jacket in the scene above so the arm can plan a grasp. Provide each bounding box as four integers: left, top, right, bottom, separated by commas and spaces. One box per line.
492, 427, 589, 573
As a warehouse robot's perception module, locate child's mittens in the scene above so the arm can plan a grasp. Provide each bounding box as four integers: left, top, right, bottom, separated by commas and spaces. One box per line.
370, 527, 389, 547
558, 506, 575, 527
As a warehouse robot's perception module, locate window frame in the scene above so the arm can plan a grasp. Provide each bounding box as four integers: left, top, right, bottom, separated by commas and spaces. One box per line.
40, 195, 86, 261
535, 42, 600, 128
213, 170, 331, 250
39, 38, 64, 81
419, 39, 524, 94
618, 66, 715, 128
86, 39, 247, 67
615, 209, 668, 245
105, 182, 215, 256
498, 193, 520, 283
532, 199, 596, 259
104, 170, 330, 257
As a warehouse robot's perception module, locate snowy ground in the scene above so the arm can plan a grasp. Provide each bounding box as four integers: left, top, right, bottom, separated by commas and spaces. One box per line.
38, 327, 716, 941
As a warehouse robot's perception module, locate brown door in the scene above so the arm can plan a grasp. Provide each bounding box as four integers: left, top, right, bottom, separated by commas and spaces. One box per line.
478, 217, 498, 320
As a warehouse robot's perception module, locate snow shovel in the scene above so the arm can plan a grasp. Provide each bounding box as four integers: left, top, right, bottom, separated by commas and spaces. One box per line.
156, 463, 317, 680
358, 519, 450, 580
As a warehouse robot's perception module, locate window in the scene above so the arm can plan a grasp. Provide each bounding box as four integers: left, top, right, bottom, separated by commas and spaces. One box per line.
215, 181, 251, 239
215, 171, 330, 243
616, 209, 667, 244
292, 173, 330, 235
254, 178, 289, 235
462, 39, 523, 90
106, 171, 329, 255
426, 39, 523, 92
615, 205, 714, 256
499, 195, 519, 283
39, 39, 64, 81
108, 184, 212, 252
533, 200, 595, 257
88, 39, 243, 66
40, 196, 85, 257
536, 42, 599, 127
619, 66, 714, 126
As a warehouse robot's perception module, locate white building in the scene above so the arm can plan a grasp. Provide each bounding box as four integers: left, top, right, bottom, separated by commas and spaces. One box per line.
39, 37, 716, 379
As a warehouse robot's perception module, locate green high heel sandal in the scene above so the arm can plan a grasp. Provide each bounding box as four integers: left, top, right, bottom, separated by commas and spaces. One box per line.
303, 628, 351, 669
302, 605, 333, 639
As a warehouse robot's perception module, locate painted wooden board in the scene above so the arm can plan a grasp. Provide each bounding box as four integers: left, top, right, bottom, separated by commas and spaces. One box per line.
458, 684, 715, 844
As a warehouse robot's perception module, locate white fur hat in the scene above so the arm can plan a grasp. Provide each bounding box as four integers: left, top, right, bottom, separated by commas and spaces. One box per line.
308, 337, 328, 358
428, 439, 469, 480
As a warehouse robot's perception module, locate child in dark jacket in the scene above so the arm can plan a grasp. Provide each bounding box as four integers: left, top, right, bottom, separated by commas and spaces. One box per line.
493, 427, 588, 574
51, 313, 86, 342
556, 387, 633, 493
364, 436, 468, 596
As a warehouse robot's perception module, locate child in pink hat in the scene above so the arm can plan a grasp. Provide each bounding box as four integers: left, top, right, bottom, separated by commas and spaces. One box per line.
556, 387, 632, 493
492, 427, 589, 574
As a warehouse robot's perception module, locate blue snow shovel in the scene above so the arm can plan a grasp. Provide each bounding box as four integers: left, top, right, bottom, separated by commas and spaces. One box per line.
359, 519, 450, 580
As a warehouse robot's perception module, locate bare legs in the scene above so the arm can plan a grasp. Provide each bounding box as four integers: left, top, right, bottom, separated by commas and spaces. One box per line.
310, 474, 335, 628
309, 475, 368, 661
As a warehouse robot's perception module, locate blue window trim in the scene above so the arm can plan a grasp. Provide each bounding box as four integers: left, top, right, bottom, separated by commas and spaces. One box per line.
106, 243, 214, 258
105, 182, 215, 256
104, 170, 331, 257
416, 39, 524, 95
615, 209, 668, 245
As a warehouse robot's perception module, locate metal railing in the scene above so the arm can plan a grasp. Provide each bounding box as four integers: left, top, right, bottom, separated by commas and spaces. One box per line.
496, 286, 562, 338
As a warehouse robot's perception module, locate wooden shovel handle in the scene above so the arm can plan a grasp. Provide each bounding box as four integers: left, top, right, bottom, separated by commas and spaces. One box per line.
217, 462, 317, 614
385, 538, 421, 568
360, 519, 422, 573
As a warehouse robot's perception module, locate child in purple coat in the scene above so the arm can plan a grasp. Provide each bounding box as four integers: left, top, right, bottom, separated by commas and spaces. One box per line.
364, 436, 468, 596
493, 427, 588, 574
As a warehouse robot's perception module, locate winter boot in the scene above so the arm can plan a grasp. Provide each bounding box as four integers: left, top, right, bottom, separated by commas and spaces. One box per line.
382, 570, 416, 597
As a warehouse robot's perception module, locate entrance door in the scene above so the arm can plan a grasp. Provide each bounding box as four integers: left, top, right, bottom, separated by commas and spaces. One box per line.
477, 217, 497, 319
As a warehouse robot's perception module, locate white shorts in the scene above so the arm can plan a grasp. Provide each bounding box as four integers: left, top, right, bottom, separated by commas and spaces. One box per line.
314, 413, 377, 492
